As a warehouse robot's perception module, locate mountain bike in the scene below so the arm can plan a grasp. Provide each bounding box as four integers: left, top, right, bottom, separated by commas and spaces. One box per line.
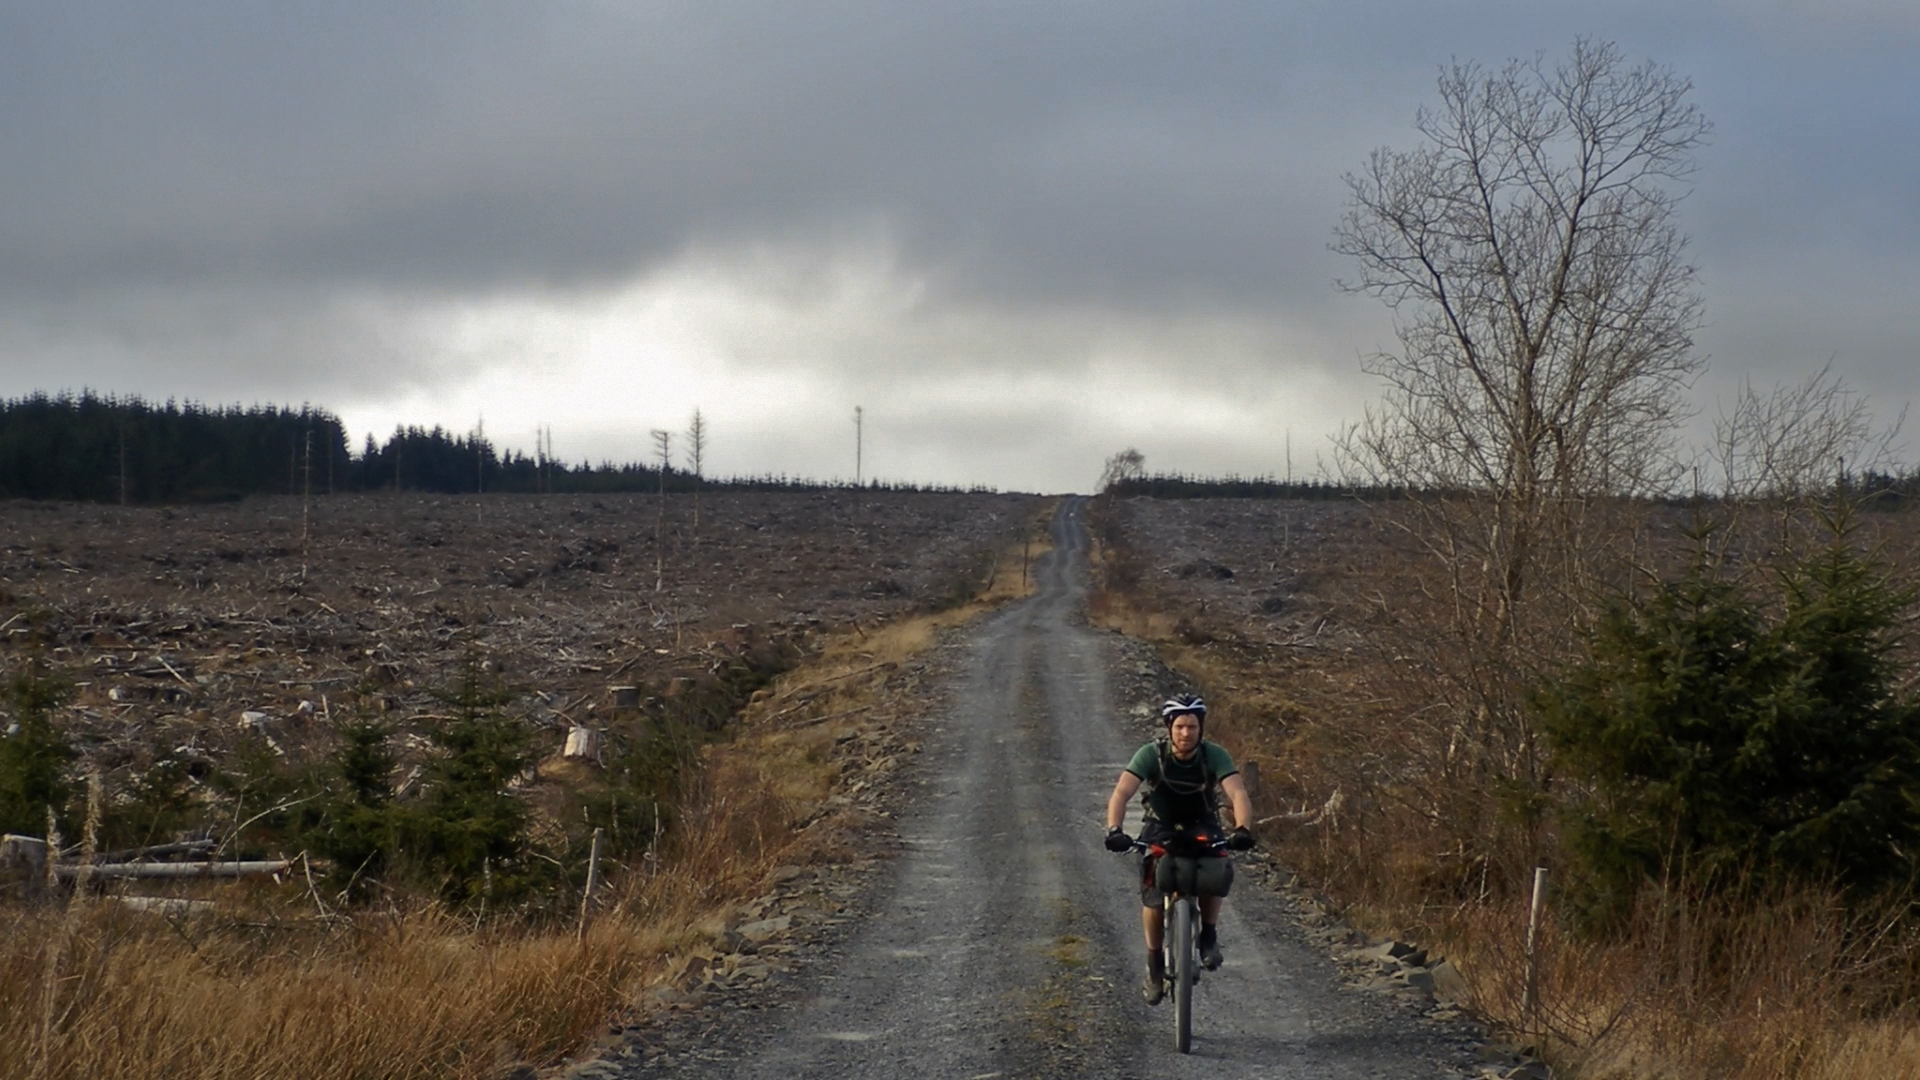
1132, 831, 1232, 1053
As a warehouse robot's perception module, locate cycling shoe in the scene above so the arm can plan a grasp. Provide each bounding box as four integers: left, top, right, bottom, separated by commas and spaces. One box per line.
1198, 927, 1223, 971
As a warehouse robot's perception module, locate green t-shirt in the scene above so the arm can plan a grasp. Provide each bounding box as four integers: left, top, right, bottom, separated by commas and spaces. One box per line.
1125, 739, 1237, 824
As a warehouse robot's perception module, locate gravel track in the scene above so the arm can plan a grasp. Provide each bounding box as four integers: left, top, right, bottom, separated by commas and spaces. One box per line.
606, 498, 1480, 1079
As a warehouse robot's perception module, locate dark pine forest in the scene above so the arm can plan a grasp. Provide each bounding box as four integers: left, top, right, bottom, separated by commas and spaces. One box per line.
0, 392, 981, 502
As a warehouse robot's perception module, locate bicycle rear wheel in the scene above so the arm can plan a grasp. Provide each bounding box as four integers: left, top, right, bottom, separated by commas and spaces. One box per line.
1173, 897, 1195, 1053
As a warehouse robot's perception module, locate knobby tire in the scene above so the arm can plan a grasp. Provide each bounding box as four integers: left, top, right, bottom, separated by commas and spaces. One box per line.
1173, 896, 1195, 1053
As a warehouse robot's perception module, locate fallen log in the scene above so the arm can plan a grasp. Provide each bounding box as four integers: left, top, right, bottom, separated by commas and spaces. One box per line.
85, 839, 217, 864
115, 896, 217, 916
56, 859, 290, 880
1254, 788, 1344, 829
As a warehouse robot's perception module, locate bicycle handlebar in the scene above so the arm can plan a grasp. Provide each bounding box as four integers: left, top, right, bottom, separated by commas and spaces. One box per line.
1124, 835, 1230, 855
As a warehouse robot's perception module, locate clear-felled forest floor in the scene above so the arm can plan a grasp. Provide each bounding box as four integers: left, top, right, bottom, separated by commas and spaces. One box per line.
0, 489, 1044, 802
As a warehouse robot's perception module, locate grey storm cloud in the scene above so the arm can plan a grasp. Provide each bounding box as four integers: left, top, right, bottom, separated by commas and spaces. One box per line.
1, 1, 1915, 488
2, 2, 1365, 305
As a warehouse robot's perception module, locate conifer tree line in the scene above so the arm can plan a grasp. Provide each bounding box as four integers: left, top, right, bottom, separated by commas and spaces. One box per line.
0, 391, 985, 502
1106, 471, 1391, 501
1104, 468, 1920, 506
0, 391, 350, 503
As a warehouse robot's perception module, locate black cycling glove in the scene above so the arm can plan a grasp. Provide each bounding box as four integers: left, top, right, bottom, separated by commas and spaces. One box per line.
1104, 827, 1133, 853
1228, 826, 1255, 851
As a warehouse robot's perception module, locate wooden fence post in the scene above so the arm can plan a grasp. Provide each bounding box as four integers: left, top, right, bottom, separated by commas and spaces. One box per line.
1524, 865, 1549, 1027
579, 827, 605, 939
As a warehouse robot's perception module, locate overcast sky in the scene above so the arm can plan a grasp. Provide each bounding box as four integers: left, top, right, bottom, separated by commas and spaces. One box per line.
2, 2, 1914, 493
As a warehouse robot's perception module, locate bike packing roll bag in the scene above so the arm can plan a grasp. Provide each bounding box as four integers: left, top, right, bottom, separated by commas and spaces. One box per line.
1155, 854, 1234, 897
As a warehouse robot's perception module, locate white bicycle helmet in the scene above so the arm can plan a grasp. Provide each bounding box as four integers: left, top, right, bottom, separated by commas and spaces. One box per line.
1161, 694, 1206, 722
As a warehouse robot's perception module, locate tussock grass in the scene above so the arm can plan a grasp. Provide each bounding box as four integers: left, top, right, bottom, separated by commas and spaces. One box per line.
2, 902, 643, 1080
1417, 884, 1920, 1080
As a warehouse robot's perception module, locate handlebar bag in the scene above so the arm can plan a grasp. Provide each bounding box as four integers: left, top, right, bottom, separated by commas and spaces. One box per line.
1154, 853, 1234, 898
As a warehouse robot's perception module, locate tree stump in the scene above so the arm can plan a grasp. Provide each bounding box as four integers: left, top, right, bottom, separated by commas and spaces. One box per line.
563, 726, 602, 763
0, 834, 49, 902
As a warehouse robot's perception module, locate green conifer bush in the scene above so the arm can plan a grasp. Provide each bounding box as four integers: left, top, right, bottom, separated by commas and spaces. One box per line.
0, 664, 75, 837
1540, 524, 1920, 928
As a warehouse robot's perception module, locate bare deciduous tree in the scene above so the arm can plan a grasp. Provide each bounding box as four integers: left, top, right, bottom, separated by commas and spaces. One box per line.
1331, 39, 1710, 816
1337, 38, 1708, 628
1714, 363, 1905, 501
1706, 364, 1909, 573
1098, 448, 1146, 494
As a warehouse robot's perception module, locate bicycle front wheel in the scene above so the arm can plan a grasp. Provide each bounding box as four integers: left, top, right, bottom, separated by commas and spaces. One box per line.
1173, 897, 1195, 1053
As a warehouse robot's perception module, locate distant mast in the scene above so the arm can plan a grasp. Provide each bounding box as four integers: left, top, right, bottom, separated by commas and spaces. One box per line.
854, 405, 864, 488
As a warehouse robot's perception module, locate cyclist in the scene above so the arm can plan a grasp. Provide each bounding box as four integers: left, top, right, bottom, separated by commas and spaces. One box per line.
1103, 693, 1255, 1004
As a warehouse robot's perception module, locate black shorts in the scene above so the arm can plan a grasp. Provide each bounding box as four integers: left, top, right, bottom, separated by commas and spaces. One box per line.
1136, 818, 1230, 907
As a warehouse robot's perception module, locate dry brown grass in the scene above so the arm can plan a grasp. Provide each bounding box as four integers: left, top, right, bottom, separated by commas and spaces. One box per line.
0, 660, 867, 1080
2, 899, 648, 1080
1, 499, 1060, 1080
0, 725, 843, 1080
1, 761, 817, 1080
1084, 494, 1920, 1080
1412, 883, 1920, 1080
